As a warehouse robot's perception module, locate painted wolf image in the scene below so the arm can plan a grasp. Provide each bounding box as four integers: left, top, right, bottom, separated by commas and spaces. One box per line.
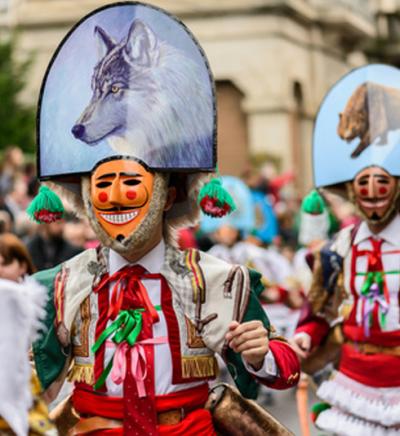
337, 81, 400, 158
72, 19, 214, 168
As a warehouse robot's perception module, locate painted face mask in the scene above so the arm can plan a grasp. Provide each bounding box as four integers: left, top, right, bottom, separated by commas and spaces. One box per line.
91, 159, 154, 241
352, 166, 397, 223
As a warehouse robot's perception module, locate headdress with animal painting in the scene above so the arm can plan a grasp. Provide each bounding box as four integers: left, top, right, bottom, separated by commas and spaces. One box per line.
313, 64, 400, 193
30, 2, 234, 249
313, 64, 400, 226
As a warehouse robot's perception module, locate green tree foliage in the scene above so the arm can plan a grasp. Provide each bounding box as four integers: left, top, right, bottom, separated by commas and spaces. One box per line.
0, 37, 35, 154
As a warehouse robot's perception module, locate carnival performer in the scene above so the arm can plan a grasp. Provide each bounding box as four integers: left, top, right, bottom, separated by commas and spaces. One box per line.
293, 190, 331, 294
29, 3, 299, 435
291, 64, 400, 435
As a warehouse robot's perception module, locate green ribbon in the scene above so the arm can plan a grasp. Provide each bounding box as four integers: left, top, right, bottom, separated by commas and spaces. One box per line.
92, 305, 161, 390
356, 271, 399, 332
357, 270, 399, 296
359, 271, 383, 297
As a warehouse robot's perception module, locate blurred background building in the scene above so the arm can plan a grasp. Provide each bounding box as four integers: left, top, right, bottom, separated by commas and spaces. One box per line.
0, 0, 397, 193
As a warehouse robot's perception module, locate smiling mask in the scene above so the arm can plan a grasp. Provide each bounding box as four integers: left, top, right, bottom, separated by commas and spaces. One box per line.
91, 159, 154, 241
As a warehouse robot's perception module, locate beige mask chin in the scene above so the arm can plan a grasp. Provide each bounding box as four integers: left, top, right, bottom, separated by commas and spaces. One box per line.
347, 167, 400, 227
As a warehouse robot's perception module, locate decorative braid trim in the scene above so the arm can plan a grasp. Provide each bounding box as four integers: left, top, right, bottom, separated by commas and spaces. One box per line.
67, 363, 94, 385
181, 356, 218, 379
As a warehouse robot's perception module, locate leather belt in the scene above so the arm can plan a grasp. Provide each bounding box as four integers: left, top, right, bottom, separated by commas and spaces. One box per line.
69, 408, 191, 434
346, 340, 400, 356
69, 417, 122, 435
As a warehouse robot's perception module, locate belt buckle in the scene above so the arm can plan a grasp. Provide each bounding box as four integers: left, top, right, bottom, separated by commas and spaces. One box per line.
180, 407, 185, 421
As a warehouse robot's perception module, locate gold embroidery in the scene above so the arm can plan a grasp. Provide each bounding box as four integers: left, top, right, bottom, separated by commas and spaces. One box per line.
181, 356, 218, 379
287, 372, 299, 384
185, 249, 206, 303
185, 317, 207, 349
73, 297, 91, 357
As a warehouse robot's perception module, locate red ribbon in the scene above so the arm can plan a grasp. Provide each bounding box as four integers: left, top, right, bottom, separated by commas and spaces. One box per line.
94, 265, 160, 322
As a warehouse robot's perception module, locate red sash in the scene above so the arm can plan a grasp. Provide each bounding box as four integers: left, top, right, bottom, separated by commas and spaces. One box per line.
72, 384, 215, 436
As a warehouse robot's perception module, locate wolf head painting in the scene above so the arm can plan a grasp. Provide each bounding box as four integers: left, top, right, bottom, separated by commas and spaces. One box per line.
72, 19, 214, 169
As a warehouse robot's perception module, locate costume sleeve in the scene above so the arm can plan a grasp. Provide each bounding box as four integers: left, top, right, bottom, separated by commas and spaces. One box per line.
32, 264, 68, 391
242, 350, 278, 378
296, 315, 330, 347
225, 269, 300, 397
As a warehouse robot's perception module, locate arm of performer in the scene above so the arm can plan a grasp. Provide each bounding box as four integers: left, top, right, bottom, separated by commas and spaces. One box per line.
225, 319, 300, 390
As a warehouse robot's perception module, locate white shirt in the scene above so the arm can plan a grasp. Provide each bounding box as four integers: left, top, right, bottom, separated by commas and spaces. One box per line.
105, 240, 278, 396
343, 214, 400, 332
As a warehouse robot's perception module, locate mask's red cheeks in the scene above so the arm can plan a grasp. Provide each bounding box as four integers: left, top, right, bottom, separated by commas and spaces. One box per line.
379, 187, 388, 195
126, 190, 137, 200
98, 192, 108, 203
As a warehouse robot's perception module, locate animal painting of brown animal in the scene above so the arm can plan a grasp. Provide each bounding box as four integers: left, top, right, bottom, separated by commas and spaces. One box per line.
337, 81, 400, 158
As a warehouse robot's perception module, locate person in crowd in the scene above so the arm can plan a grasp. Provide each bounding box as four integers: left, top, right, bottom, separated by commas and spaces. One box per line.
0, 145, 24, 197
0, 232, 35, 282
4, 174, 29, 223
26, 219, 82, 271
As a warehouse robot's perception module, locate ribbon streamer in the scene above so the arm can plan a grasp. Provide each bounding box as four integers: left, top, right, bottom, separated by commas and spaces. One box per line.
356, 271, 394, 336
92, 305, 161, 390
111, 337, 168, 397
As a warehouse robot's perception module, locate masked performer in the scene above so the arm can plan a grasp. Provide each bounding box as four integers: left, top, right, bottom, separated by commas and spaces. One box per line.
30, 3, 299, 435
291, 64, 400, 435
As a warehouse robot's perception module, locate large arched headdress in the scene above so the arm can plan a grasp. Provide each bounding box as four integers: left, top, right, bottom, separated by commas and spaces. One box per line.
35, 2, 218, 237
313, 64, 400, 197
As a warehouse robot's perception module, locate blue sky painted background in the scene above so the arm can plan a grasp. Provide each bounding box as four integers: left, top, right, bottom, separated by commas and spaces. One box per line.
313, 64, 400, 188
39, 3, 213, 179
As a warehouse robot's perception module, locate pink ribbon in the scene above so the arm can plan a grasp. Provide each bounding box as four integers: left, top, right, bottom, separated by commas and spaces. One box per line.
110, 336, 168, 398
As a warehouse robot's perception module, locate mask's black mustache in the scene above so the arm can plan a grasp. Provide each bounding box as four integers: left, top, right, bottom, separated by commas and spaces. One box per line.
370, 212, 381, 221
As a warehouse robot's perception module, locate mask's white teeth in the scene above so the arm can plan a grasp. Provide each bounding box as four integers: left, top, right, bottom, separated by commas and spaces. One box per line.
100, 210, 138, 225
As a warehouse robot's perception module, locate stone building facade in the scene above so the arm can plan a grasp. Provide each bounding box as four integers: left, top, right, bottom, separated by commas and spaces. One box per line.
0, 0, 378, 192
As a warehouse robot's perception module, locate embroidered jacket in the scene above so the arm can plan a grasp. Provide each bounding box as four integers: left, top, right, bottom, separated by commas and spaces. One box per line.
33, 244, 299, 398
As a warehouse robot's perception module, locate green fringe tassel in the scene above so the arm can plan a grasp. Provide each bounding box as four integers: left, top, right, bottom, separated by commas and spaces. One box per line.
198, 178, 236, 217
27, 185, 64, 223
301, 190, 326, 214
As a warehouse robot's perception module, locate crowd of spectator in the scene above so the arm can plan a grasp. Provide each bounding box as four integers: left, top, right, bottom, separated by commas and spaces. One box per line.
0, 145, 97, 275
0, 145, 362, 277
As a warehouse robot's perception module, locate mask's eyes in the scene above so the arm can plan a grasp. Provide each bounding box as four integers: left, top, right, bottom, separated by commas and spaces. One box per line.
111, 84, 120, 94
123, 179, 141, 186
96, 181, 112, 188
357, 179, 368, 186
376, 177, 390, 185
